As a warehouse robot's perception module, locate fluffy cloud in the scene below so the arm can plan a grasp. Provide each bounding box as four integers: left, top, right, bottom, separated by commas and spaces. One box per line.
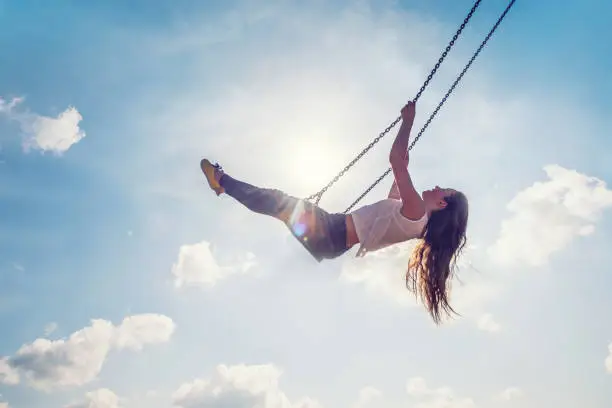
339, 243, 419, 308
406, 377, 475, 408
0, 403, 8, 408
173, 364, 323, 408
0, 96, 85, 154
476, 313, 502, 334
499, 387, 523, 401
606, 343, 612, 373
406, 377, 430, 396
450, 276, 503, 323
65, 388, 123, 408
172, 240, 257, 288
21, 106, 85, 154
488, 165, 612, 268
0, 358, 19, 385
170, 370, 473, 408
7, 319, 114, 390
353, 386, 382, 408
1, 314, 175, 391
0, 97, 22, 113
111, 313, 176, 350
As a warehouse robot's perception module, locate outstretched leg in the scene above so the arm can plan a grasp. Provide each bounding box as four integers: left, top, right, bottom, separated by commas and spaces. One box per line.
200, 158, 350, 262
200, 158, 297, 223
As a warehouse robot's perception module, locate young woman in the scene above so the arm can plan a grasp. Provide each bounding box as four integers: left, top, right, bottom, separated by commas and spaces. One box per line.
200, 101, 469, 323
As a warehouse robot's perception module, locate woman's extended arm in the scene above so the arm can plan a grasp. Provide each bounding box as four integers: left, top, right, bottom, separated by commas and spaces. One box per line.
388, 149, 407, 199
388, 102, 426, 220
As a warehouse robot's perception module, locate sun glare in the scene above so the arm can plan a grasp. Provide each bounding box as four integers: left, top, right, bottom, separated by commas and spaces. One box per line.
283, 138, 345, 193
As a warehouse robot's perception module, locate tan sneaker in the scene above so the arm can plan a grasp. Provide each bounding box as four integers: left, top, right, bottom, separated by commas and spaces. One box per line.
200, 158, 225, 195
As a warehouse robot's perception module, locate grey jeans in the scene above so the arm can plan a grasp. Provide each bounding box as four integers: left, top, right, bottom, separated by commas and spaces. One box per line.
219, 174, 349, 262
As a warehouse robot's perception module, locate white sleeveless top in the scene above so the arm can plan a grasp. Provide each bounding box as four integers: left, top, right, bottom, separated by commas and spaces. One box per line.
350, 198, 428, 257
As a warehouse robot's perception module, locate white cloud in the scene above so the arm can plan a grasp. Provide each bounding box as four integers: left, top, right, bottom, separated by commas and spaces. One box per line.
406, 377, 430, 397
0, 358, 19, 385
499, 387, 523, 401
65, 388, 123, 408
447, 274, 503, 324
0, 96, 22, 113
339, 243, 419, 308
406, 377, 475, 408
173, 363, 323, 408
488, 165, 612, 268
111, 313, 175, 351
21, 106, 85, 154
606, 343, 612, 373
44, 322, 58, 336
476, 313, 502, 334
172, 240, 257, 288
0, 402, 8, 408
352, 386, 381, 408
2, 313, 175, 391
7, 319, 114, 390
0, 96, 85, 154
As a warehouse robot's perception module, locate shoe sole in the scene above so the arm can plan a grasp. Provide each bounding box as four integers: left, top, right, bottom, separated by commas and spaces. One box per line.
200, 159, 224, 195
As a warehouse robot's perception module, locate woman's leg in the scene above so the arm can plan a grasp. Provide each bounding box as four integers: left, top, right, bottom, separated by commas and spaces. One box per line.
201, 159, 297, 223
220, 174, 299, 222
200, 158, 349, 261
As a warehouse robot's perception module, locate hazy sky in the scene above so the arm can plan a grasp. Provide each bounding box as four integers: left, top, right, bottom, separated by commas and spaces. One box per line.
1, 1, 611, 407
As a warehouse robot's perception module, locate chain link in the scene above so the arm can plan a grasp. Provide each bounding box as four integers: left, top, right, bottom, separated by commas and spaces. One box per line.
413, 0, 482, 104
343, 0, 517, 213
305, 0, 482, 205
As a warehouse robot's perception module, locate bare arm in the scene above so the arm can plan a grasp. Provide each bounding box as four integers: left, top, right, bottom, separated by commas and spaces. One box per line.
388, 102, 426, 220
388, 150, 407, 199
388, 179, 400, 199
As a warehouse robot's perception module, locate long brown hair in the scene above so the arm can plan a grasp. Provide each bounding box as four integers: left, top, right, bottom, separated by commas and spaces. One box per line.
406, 191, 469, 324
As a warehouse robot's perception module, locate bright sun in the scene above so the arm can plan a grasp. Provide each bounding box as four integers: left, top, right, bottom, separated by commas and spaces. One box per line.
284, 139, 345, 193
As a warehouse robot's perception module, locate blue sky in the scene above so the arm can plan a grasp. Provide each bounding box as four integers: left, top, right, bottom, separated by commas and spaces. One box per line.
1, 0, 611, 407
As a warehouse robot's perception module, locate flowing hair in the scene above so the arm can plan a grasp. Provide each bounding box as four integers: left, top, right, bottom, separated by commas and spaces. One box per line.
406, 191, 469, 324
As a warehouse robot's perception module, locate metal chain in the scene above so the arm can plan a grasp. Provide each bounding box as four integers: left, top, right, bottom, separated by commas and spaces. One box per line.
343, 0, 517, 213
412, 0, 482, 104
305, 0, 482, 204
